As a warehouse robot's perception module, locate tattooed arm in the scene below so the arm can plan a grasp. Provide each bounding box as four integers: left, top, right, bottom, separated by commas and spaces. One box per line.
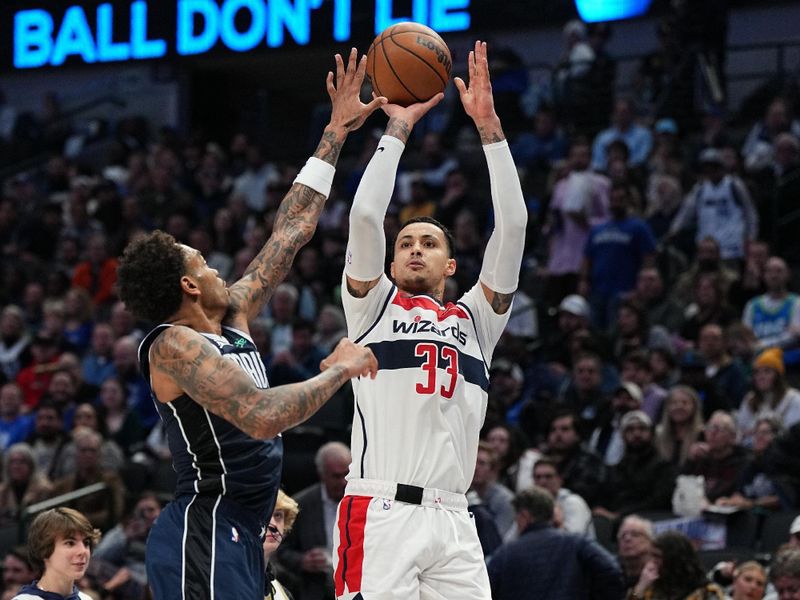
149, 326, 377, 439
455, 40, 526, 315
225, 49, 386, 327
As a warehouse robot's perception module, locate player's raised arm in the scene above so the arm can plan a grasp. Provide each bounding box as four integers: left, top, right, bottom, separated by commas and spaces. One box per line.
455, 41, 527, 314
344, 93, 443, 298
149, 326, 377, 440
225, 49, 387, 326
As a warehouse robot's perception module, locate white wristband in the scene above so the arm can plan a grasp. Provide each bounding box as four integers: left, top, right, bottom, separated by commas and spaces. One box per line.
293, 157, 336, 198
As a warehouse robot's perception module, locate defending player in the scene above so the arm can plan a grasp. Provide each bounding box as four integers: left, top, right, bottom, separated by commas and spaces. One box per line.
335, 41, 527, 599
117, 49, 383, 600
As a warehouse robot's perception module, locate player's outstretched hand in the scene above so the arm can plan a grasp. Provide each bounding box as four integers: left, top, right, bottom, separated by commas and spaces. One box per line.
320, 337, 378, 380
328, 48, 388, 133
379, 92, 444, 127
454, 41, 499, 127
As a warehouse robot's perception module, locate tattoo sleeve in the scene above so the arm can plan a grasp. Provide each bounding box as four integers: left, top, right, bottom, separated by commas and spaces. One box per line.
151, 327, 351, 439
226, 127, 347, 322
385, 117, 412, 144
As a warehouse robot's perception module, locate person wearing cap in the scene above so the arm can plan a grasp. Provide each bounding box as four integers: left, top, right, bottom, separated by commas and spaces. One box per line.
790, 515, 800, 548
667, 146, 758, 262
743, 256, 800, 353
589, 381, 644, 466
593, 410, 675, 521
488, 486, 624, 600
541, 294, 609, 374
736, 347, 800, 447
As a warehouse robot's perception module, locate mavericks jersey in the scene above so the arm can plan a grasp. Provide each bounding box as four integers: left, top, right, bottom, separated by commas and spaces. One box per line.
342, 274, 510, 494
139, 324, 282, 521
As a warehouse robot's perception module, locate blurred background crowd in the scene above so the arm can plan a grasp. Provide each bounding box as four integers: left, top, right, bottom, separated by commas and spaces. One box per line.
0, 0, 800, 598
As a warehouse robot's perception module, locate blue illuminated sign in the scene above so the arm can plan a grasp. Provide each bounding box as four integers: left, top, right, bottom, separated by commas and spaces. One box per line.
574, 0, 652, 22
11, 0, 471, 70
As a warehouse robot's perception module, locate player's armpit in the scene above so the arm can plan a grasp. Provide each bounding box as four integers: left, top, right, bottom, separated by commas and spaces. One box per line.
345, 275, 381, 298
149, 326, 349, 439
480, 282, 514, 315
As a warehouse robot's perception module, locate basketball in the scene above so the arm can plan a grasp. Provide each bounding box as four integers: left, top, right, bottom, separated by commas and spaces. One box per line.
366, 22, 452, 107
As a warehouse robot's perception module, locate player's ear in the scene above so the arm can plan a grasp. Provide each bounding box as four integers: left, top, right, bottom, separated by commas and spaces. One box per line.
445, 258, 456, 277
180, 275, 200, 297
389, 261, 396, 280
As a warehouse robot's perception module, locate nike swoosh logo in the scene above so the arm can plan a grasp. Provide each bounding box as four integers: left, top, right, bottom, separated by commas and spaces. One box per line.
377, 147, 385, 152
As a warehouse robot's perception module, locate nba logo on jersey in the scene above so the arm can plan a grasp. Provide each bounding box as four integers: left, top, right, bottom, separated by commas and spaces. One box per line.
231, 527, 240, 543
382, 499, 392, 510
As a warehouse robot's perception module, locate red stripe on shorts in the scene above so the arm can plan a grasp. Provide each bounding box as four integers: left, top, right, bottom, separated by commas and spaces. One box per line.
334, 496, 370, 596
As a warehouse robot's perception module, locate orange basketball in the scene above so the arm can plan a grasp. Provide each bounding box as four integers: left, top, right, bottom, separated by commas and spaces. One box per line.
366, 22, 451, 107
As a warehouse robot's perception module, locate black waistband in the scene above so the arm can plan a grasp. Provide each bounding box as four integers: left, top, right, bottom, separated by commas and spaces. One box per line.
395, 483, 424, 505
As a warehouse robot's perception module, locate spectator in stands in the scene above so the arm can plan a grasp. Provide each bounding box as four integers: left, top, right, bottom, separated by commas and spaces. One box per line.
51, 401, 125, 480
71, 232, 119, 308
543, 139, 610, 306
96, 377, 145, 457
725, 561, 767, 600
741, 97, 800, 174
312, 305, 346, 354
488, 485, 624, 600
645, 174, 684, 242
486, 359, 526, 431
683, 410, 750, 503
510, 106, 568, 182
655, 385, 706, 467
625, 267, 685, 333
650, 346, 681, 390
671, 237, 740, 306
111, 336, 155, 429
616, 515, 654, 591
51, 428, 126, 531
593, 410, 675, 520
557, 352, 611, 437
26, 400, 68, 478
769, 547, 800, 600
742, 257, 800, 353
790, 517, 800, 548
0, 306, 30, 381
679, 272, 739, 345
541, 294, 598, 373
16, 331, 62, 410
470, 442, 516, 538
532, 456, 594, 538
581, 182, 657, 330
629, 530, 725, 599
591, 98, 653, 172
611, 299, 665, 362
717, 415, 795, 511
89, 491, 161, 599
276, 442, 351, 600
11, 506, 100, 600
61, 288, 94, 355
263, 489, 299, 600
620, 350, 668, 422
267, 283, 298, 355
2, 546, 38, 597
668, 148, 758, 263
698, 324, 749, 410
483, 423, 536, 494
54, 353, 97, 405
80, 322, 116, 388
0, 383, 33, 451
728, 240, 769, 312
268, 319, 327, 387
0, 443, 53, 527
543, 411, 607, 507
590, 381, 643, 466
737, 348, 800, 447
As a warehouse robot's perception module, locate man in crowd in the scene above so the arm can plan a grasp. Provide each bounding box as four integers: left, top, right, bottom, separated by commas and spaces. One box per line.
470, 442, 516, 538
533, 456, 594, 538
697, 323, 749, 409
743, 256, 800, 353
770, 547, 800, 600
615, 515, 655, 590
544, 411, 606, 506
488, 486, 624, 600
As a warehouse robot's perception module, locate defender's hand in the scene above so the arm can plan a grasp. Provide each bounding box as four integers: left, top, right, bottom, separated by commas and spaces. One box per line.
320, 337, 378, 379
327, 48, 387, 133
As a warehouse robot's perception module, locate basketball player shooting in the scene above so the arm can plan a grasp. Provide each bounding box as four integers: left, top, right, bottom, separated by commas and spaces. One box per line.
117, 49, 383, 600
334, 41, 527, 599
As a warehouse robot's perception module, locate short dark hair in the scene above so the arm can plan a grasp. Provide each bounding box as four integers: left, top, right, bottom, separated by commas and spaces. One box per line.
394, 216, 455, 258
533, 456, 561, 475
118, 230, 186, 323
513, 486, 554, 523
27, 508, 100, 572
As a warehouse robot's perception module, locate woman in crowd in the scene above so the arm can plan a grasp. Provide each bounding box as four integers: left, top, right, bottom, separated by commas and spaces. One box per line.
724, 561, 767, 600
680, 273, 738, 346
96, 378, 145, 457
50, 402, 125, 480
0, 443, 53, 526
736, 348, 800, 447
482, 423, 534, 492
655, 385, 706, 467
628, 530, 725, 599
263, 489, 299, 600
61, 288, 94, 356
10, 507, 100, 600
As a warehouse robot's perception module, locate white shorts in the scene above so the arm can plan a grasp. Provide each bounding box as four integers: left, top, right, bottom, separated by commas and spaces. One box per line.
332, 479, 491, 600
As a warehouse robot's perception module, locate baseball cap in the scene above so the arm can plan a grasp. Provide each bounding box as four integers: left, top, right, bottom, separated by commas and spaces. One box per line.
699, 147, 723, 166
490, 359, 524, 384
558, 294, 590, 319
615, 382, 643, 405
655, 118, 678, 135
620, 410, 652, 431
790, 515, 800, 535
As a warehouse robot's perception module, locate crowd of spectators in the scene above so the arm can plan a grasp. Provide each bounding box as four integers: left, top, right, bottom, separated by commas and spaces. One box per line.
0, 9, 798, 600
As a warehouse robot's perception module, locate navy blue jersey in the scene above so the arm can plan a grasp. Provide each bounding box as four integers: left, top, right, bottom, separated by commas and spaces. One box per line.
139, 324, 282, 521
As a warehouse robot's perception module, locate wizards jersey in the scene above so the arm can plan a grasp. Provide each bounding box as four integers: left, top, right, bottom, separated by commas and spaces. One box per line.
342, 274, 510, 494
138, 324, 282, 521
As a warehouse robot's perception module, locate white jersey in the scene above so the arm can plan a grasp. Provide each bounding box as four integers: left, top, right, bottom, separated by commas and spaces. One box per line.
342, 274, 510, 494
